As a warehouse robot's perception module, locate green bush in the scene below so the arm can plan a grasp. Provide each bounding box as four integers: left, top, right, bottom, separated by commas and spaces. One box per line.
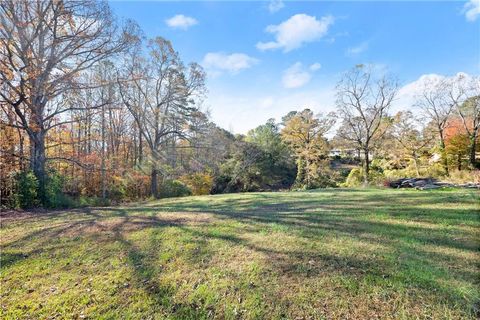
342, 166, 387, 187
159, 179, 192, 198
76, 196, 110, 207
424, 163, 446, 178
343, 168, 363, 187
44, 171, 67, 208
13, 171, 39, 209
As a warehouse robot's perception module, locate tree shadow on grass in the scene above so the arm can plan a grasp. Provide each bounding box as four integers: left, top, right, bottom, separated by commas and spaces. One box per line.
174, 220, 479, 313
1, 208, 215, 318
1, 190, 479, 318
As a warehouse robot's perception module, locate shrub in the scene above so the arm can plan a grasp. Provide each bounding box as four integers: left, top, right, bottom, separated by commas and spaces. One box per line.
211, 175, 232, 194
424, 163, 447, 178
44, 171, 67, 208
342, 166, 387, 187
108, 175, 127, 202
159, 179, 192, 198
446, 169, 480, 184
180, 173, 214, 195
13, 171, 39, 209
343, 168, 363, 187
123, 171, 150, 200
368, 169, 386, 186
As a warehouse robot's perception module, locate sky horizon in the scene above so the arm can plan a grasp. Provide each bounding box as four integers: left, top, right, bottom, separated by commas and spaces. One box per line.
109, 0, 480, 133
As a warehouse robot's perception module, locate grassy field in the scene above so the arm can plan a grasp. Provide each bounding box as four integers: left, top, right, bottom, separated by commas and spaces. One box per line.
1, 188, 479, 319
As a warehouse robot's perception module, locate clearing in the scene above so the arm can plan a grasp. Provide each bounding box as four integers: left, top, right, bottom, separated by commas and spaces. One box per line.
1, 188, 479, 319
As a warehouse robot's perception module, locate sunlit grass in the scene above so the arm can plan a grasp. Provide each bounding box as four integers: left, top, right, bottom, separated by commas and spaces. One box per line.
1, 188, 479, 319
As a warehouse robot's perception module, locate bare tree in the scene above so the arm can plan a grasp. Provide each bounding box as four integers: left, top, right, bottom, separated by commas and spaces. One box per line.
391, 111, 434, 177
118, 37, 206, 197
0, 0, 135, 203
335, 65, 398, 184
415, 76, 459, 175
449, 75, 479, 168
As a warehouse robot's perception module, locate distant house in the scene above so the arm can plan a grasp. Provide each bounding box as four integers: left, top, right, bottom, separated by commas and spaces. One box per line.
328, 149, 361, 158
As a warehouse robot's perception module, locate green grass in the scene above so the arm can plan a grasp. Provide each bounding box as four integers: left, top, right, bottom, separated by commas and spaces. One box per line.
1, 188, 479, 319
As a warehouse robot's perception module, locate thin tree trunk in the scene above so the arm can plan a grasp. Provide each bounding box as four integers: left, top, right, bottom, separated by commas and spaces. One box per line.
139, 130, 143, 164
469, 134, 477, 168
363, 148, 370, 185
29, 130, 47, 205
101, 103, 106, 200
151, 165, 158, 198
412, 152, 420, 177
439, 130, 449, 175
17, 128, 25, 171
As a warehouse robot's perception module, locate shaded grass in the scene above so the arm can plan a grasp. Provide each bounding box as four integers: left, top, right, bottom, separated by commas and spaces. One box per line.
1, 188, 479, 319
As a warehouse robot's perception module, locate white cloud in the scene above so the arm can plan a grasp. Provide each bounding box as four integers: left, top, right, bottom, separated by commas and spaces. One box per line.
395, 72, 476, 111
165, 14, 198, 30
346, 41, 368, 56
202, 52, 258, 76
268, 0, 284, 13
282, 62, 311, 89
282, 62, 322, 89
463, 0, 480, 21
310, 62, 322, 71
257, 14, 334, 52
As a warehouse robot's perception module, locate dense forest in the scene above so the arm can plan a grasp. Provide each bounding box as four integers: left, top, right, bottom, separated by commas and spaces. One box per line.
1, 0, 479, 209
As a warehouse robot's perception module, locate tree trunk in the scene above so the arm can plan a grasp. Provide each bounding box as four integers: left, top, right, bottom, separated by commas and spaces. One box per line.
151, 166, 158, 198
16, 128, 25, 171
139, 131, 143, 164
457, 154, 462, 171
469, 134, 477, 168
29, 130, 47, 205
101, 103, 106, 200
305, 158, 311, 189
439, 131, 449, 175
363, 148, 370, 185
412, 151, 420, 177
295, 157, 305, 187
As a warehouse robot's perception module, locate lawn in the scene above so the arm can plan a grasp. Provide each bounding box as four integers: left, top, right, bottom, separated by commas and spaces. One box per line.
1, 188, 479, 319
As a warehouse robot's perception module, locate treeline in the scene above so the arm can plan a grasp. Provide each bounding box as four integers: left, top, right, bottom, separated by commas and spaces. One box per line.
1, 1, 479, 209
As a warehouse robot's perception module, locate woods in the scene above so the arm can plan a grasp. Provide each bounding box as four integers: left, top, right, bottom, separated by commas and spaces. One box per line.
1, 0, 479, 209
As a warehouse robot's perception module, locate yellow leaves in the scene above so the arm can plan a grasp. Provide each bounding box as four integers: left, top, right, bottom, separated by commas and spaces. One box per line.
281, 109, 329, 155
180, 172, 213, 195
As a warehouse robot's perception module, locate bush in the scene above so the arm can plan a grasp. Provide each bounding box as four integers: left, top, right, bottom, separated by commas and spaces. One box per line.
343, 168, 363, 187
446, 169, 480, 184
124, 171, 150, 200
424, 163, 447, 178
211, 175, 232, 194
76, 196, 110, 207
44, 171, 67, 208
342, 166, 387, 187
13, 171, 39, 209
180, 173, 214, 195
107, 175, 127, 201
159, 179, 192, 198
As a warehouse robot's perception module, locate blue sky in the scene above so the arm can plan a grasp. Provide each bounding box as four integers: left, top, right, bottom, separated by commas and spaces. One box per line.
110, 0, 480, 133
